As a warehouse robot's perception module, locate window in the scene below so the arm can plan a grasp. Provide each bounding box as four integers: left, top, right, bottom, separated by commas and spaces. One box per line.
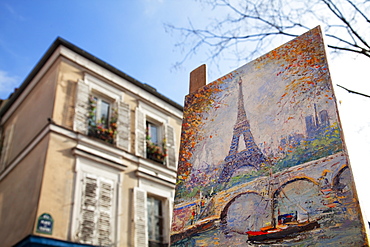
98, 99, 111, 129
88, 95, 117, 144
146, 122, 159, 144
77, 173, 114, 246
74, 78, 131, 151
135, 105, 177, 168
132, 188, 171, 246
73, 160, 119, 246
147, 196, 164, 247
146, 121, 166, 164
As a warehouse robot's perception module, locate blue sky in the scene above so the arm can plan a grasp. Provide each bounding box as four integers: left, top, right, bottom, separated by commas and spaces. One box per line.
1, 0, 369, 221
0, 0, 231, 104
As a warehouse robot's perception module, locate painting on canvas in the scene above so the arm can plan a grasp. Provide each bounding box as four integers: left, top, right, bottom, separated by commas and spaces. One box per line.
171, 26, 368, 246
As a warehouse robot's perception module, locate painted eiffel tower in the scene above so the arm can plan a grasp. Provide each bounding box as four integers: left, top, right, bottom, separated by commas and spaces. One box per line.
219, 78, 267, 184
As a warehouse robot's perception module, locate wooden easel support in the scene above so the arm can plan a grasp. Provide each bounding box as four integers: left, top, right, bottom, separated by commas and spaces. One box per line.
189, 64, 207, 94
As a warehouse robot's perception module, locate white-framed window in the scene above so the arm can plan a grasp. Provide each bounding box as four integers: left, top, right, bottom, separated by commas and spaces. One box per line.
132, 187, 171, 247
147, 196, 164, 247
90, 95, 112, 129
146, 120, 166, 164
72, 159, 120, 246
87, 94, 117, 145
136, 104, 177, 169
146, 121, 160, 145
74, 77, 131, 151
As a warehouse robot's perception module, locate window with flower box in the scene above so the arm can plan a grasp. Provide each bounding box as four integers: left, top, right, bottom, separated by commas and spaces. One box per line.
136, 106, 177, 169
74, 79, 131, 151
88, 95, 117, 145
146, 121, 167, 164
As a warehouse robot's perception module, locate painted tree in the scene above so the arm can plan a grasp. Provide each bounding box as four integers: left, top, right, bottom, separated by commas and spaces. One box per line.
252, 28, 342, 167
255, 27, 335, 123
175, 74, 232, 199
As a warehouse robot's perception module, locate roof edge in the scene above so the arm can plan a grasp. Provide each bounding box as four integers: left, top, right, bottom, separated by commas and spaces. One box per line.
0, 37, 183, 118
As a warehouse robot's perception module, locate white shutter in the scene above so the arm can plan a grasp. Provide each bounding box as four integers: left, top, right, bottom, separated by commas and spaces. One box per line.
0, 127, 5, 171
74, 79, 89, 134
165, 125, 177, 169
162, 199, 172, 245
78, 174, 114, 246
136, 108, 146, 157
0, 124, 14, 170
132, 187, 148, 247
117, 101, 130, 151
79, 174, 98, 244
97, 178, 114, 246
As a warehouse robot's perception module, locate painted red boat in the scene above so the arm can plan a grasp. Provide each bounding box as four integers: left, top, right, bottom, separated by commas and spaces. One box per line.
246, 220, 320, 242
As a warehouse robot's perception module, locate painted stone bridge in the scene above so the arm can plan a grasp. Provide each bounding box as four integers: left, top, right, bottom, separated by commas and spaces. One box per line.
188, 151, 352, 234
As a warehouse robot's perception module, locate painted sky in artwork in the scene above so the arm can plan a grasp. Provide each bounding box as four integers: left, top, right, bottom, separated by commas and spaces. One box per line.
176, 27, 338, 196
172, 26, 367, 247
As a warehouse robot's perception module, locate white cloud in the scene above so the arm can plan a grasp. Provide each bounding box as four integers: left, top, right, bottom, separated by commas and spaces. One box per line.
4, 3, 26, 21
0, 70, 20, 99
142, 0, 164, 17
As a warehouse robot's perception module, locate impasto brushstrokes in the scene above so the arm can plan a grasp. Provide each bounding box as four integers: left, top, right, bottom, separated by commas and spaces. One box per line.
171, 27, 368, 246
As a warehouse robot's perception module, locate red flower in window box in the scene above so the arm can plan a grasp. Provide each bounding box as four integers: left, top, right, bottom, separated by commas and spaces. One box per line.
87, 96, 118, 144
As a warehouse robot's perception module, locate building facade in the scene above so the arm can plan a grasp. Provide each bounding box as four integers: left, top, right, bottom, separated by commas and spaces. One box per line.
0, 38, 183, 247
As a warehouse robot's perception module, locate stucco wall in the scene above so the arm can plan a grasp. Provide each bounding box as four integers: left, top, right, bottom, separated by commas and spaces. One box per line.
34, 132, 77, 240
3, 61, 58, 168
0, 136, 49, 247
53, 59, 83, 129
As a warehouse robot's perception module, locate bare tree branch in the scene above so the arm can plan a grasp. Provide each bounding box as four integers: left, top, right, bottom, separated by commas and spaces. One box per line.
345, 0, 370, 23
167, 0, 370, 67
322, 0, 370, 49
337, 84, 370, 98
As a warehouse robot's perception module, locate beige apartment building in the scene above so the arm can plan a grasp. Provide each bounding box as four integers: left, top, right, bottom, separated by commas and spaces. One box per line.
0, 37, 183, 247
